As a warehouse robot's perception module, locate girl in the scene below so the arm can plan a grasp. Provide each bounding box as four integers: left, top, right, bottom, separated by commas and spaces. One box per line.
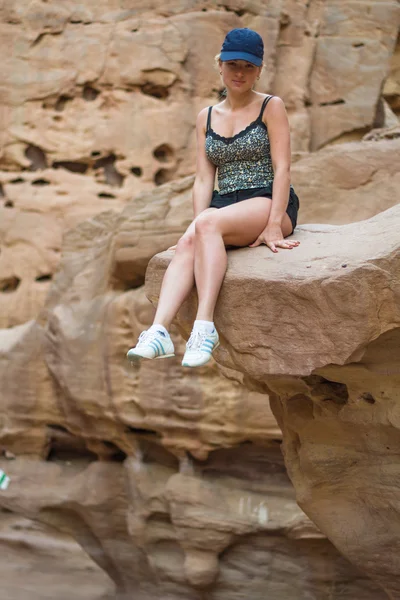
127, 27, 300, 368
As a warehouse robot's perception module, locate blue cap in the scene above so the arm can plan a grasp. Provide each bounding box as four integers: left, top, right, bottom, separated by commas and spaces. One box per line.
220, 28, 264, 67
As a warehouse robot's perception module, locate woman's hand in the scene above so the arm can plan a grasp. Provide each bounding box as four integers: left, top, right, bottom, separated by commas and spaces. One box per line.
248, 223, 300, 253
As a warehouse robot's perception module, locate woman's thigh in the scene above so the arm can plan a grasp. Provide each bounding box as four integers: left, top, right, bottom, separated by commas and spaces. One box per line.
207, 196, 293, 247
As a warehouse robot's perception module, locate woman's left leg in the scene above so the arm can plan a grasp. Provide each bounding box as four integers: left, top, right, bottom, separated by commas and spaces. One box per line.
194, 196, 297, 321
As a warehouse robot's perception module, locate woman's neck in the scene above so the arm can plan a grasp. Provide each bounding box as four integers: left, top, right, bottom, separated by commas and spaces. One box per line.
224, 90, 259, 111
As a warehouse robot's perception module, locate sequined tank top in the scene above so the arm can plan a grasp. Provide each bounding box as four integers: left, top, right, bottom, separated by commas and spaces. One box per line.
205, 95, 274, 195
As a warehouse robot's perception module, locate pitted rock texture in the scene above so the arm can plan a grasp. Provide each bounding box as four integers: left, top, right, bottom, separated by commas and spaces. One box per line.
148, 202, 400, 598
1, 0, 399, 182
0, 168, 126, 327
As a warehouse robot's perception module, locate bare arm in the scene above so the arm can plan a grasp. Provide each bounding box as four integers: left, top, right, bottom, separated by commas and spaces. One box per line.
263, 96, 291, 225
249, 96, 299, 251
192, 108, 217, 218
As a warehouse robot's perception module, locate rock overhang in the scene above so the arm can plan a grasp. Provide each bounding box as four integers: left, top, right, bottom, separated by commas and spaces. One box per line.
146, 204, 400, 379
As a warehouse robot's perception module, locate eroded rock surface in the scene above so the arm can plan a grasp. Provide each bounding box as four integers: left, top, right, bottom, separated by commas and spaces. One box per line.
1, 0, 399, 180
1, 0, 399, 330
292, 138, 400, 224
0, 510, 115, 600
1, 1, 400, 597
148, 202, 400, 598
3, 136, 400, 330
0, 194, 393, 599
0, 168, 126, 327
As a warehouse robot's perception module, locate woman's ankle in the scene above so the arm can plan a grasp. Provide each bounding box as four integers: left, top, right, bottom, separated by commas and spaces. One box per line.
195, 311, 214, 323
149, 323, 169, 335
192, 319, 215, 333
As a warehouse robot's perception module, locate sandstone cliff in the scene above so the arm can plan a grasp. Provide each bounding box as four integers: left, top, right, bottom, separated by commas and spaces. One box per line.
2, 0, 399, 328
0, 189, 398, 599
1, 0, 400, 598
2, 0, 399, 177
147, 201, 400, 598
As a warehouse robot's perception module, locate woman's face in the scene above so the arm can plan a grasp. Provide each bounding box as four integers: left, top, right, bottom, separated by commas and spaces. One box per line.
220, 59, 261, 92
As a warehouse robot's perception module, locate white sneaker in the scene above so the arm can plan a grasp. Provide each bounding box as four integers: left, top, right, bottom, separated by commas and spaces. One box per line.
181, 327, 220, 368
127, 328, 175, 361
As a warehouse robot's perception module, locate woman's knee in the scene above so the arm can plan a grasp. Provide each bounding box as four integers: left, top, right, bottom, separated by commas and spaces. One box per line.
175, 232, 195, 256
194, 213, 219, 236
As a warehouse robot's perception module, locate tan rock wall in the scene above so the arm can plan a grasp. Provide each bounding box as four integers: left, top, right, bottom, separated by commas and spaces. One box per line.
0, 200, 393, 599
1, 1, 399, 598
1, 0, 399, 181
0, 510, 115, 600
2, 134, 400, 328
384, 30, 400, 114
1, 0, 399, 327
292, 138, 400, 224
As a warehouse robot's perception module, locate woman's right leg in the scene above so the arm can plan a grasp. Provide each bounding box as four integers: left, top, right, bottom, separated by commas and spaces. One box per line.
127, 209, 217, 360
152, 208, 217, 329
128, 229, 196, 360
152, 234, 195, 329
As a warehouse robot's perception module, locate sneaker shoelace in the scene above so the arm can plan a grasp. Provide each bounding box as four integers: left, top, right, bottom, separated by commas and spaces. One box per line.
186, 328, 208, 351
137, 330, 162, 347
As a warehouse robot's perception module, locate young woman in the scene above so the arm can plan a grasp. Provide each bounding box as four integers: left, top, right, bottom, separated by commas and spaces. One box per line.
127, 27, 300, 368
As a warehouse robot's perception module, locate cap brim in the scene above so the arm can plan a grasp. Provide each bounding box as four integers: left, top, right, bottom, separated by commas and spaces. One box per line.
220, 51, 262, 67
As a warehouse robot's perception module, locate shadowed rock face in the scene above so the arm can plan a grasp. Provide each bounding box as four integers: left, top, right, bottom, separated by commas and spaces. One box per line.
0, 511, 115, 600
147, 202, 400, 598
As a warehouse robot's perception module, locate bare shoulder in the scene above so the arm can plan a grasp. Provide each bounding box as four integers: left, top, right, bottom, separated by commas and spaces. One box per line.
266, 95, 286, 112
197, 106, 210, 121
262, 95, 288, 126
196, 106, 211, 135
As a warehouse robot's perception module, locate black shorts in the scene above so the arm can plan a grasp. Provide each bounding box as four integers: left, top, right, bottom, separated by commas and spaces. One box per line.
209, 183, 300, 233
